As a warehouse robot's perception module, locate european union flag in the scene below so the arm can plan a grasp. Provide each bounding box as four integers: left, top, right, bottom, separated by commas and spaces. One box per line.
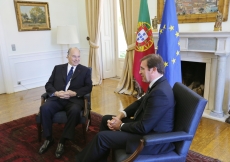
157, 0, 182, 87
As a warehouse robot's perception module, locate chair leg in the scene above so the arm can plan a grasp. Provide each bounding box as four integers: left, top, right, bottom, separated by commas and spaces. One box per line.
89, 111, 91, 125
82, 124, 87, 143
37, 123, 42, 142
86, 119, 90, 131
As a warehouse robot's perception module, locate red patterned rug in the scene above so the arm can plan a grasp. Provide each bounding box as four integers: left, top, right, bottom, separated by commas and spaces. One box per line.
0, 112, 220, 162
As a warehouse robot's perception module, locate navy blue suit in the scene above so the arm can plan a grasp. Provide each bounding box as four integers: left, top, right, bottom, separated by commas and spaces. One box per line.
41, 63, 92, 140
76, 76, 175, 162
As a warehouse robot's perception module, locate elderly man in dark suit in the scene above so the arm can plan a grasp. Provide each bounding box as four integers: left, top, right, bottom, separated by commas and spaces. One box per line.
38, 47, 92, 158
76, 54, 175, 162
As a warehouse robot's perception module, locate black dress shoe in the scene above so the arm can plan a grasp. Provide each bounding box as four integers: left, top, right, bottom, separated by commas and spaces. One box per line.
38, 139, 54, 154
55, 143, 64, 158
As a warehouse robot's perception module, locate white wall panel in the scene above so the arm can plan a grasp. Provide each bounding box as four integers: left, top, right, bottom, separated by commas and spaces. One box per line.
9, 48, 89, 92
9, 50, 62, 92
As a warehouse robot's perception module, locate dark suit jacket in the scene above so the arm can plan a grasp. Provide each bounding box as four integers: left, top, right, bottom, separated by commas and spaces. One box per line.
122, 76, 175, 135
45, 63, 92, 104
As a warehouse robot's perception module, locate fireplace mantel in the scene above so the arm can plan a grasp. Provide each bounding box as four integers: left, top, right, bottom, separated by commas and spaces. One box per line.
153, 31, 230, 121
172, 31, 230, 38
154, 31, 230, 54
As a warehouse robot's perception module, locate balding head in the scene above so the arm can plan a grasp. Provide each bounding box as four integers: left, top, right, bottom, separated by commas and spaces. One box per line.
67, 47, 80, 66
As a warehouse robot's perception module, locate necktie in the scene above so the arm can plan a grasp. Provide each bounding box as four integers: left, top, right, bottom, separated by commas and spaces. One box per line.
66, 67, 73, 85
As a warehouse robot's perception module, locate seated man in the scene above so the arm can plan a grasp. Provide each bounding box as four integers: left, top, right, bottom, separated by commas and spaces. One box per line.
38, 47, 92, 158
76, 54, 175, 162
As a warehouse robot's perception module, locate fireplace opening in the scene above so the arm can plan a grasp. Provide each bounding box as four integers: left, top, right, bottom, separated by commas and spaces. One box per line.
181, 61, 206, 96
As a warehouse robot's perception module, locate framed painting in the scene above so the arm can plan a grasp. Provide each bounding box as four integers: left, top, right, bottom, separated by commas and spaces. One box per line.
14, 1, 51, 31
157, 0, 229, 23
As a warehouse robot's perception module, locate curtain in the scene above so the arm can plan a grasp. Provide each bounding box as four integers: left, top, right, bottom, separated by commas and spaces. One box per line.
115, 0, 140, 94
85, 0, 103, 85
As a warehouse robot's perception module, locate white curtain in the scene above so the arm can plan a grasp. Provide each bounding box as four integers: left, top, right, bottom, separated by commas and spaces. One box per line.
115, 0, 140, 94
85, 0, 103, 85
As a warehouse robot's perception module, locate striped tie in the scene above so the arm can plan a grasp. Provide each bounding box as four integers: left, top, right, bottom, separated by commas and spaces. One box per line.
66, 67, 73, 86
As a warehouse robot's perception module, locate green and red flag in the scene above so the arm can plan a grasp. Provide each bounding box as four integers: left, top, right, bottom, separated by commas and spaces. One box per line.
133, 0, 155, 92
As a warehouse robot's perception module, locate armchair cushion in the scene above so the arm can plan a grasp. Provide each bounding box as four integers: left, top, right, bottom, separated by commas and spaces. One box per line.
126, 139, 175, 155
143, 131, 193, 146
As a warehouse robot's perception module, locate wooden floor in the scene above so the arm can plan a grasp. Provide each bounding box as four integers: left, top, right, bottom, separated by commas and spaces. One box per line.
0, 79, 229, 161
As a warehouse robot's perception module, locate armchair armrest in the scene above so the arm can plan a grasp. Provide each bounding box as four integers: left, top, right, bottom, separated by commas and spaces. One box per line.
122, 131, 193, 162
143, 131, 193, 146
41, 93, 49, 99
84, 93, 90, 104
41, 93, 49, 106
83, 93, 91, 117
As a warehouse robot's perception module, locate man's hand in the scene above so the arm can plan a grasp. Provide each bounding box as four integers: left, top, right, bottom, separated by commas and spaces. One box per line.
116, 112, 125, 120
67, 90, 77, 97
55, 90, 76, 99
107, 116, 122, 131
55, 91, 70, 99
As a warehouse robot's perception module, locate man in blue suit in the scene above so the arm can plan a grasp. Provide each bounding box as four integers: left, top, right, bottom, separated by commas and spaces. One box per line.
38, 47, 92, 158
76, 54, 175, 162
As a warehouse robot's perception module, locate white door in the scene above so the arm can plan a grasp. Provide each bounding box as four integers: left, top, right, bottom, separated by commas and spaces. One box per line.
0, 62, 5, 94
0, 15, 6, 94
100, 0, 116, 79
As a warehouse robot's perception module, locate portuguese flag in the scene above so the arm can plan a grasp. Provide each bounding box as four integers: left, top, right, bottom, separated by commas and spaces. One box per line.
133, 0, 155, 92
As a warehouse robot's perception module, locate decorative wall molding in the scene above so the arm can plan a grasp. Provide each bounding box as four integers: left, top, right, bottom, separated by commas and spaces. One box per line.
9, 48, 89, 92
10, 50, 62, 92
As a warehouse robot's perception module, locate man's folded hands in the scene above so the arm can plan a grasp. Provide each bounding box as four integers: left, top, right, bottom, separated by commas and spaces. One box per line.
55, 90, 76, 99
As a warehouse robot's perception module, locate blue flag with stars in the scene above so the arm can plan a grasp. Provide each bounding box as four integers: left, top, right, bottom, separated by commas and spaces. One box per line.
157, 0, 182, 87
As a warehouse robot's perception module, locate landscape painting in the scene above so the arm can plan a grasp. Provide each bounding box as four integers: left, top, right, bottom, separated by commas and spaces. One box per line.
157, 0, 229, 23
176, 0, 218, 15
14, 1, 51, 31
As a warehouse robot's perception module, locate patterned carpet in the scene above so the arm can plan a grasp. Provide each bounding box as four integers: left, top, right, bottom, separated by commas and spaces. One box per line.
0, 112, 220, 162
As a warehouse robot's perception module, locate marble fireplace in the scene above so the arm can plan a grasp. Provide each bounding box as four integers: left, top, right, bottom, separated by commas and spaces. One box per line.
153, 31, 230, 122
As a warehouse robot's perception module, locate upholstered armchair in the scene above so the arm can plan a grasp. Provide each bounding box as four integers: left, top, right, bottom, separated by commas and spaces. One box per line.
113, 82, 208, 162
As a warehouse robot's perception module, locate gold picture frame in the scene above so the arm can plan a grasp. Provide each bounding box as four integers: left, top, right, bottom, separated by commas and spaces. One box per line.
157, 0, 229, 23
14, 1, 51, 31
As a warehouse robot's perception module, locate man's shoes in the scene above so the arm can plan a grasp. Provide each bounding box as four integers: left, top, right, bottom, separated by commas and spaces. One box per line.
55, 143, 64, 158
38, 138, 54, 154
